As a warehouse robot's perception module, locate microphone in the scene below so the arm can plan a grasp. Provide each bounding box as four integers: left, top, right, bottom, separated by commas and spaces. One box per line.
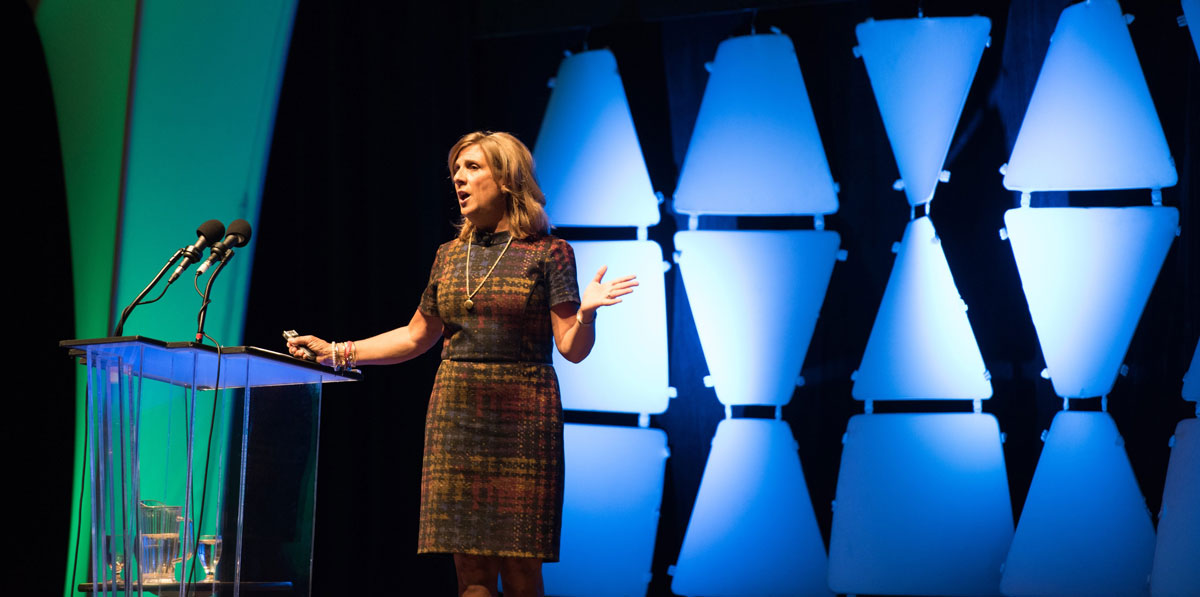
196, 218, 252, 275
168, 220, 225, 283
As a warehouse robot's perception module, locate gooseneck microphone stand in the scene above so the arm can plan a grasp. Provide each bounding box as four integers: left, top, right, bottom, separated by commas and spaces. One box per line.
194, 249, 235, 343
113, 248, 186, 336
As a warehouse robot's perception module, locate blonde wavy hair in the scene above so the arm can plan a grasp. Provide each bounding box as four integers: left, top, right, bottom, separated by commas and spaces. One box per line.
448, 131, 550, 241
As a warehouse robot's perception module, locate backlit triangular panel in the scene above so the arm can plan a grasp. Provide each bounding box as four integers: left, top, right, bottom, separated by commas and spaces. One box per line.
1185, 0, 1200, 61
853, 217, 992, 400
543, 424, 668, 597
533, 49, 659, 228
676, 231, 840, 406
672, 419, 832, 597
856, 16, 990, 206
1005, 207, 1177, 398
829, 414, 1012, 596
1000, 412, 1156, 596
554, 241, 669, 415
1183, 338, 1199, 402
1150, 418, 1200, 596
673, 34, 839, 216
1002, 0, 1177, 193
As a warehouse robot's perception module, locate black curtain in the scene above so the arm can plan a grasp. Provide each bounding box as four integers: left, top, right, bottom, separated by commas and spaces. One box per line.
246, 1, 1199, 594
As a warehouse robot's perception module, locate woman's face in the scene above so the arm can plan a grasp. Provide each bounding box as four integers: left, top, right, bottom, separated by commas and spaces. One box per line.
453, 144, 507, 232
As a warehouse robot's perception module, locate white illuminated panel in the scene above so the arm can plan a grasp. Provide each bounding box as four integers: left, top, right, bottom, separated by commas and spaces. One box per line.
543, 424, 668, 597
1183, 338, 1199, 402
534, 49, 659, 228
675, 230, 840, 406
829, 414, 1012, 596
855, 16, 990, 206
554, 241, 669, 414
672, 419, 831, 597
1184, 0, 1200, 61
1003, 0, 1177, 193
1150, 418, 1200, 596
1000, 412, 1156, 596
1005, 207, 1177, 398
673, 33, 838, 216
853, 217, 991, 400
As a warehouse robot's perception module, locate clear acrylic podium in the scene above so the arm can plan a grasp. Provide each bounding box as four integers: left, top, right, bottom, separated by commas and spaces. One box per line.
62, 337, 359, 596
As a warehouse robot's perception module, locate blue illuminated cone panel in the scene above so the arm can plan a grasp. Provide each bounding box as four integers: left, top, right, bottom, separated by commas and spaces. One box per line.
853, 217, 992, 400
1005, 207, 1177, 398
1184, 0, 1200, 62
675, 230, 840, 406
829, 414, 1012, 596
1000, 411, 1155, 596
672, 419, 831, 597
856, 16, 990, 206
1003, 0, 1177, 193
534, 49, 659, 228
553, 241, 670, 415
674, 33, 838, 216
544, 424, 668, 597
1183, 338, 1199, 402
1150, 418, 1200, 596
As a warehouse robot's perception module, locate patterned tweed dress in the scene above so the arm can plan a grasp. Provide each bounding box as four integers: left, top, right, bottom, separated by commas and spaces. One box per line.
416, 230, 579, 561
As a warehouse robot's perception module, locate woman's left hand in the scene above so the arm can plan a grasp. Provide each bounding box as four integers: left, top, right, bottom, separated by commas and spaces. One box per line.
579, 265, 638, 320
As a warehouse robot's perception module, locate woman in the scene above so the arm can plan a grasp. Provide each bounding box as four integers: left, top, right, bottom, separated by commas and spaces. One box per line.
287, 131, 637, 597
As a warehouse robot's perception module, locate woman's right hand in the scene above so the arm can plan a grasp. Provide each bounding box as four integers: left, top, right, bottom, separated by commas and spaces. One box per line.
287, 335, 333, 366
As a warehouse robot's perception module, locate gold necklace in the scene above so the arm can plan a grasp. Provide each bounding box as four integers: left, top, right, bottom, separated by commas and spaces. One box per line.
464, 230, 513, 311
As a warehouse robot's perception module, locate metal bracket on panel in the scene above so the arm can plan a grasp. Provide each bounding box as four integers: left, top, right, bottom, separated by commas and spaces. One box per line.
1062, 396, 1070, 411
1124, 13, 1135, 25
637, 226, 648, 241
837, 249, 848, 261
986, 35, 992, 48
655, 190, 665, 205
999, 227, 1009, 241
1020, 192, 1032, 208
909, 205, 915, 221
892, 241, 902, 254
864, 399, 874, 414
1040, 429, 1048, 442
1000, 432, 1007, 444
814, 214, 825, 230
1178, 14, 1188, 27
1040, 367, 1051, 380
983, 369, 992, 381
667, 564, 677, 576
775, 406, 782, 420
999, 163, 1008, 176
833, 182, 840, 194
724, 404, 732, 419
667, 386, 678, 399
702, 375, 714, 388
1168, 434, 1176, 448
547, 77, 557, 88
638, 413, 650, 428
852, 45, 862, 58
673, 250, 682, 264
1101, 395, 1109, 412
795, 375, 805, 388
1120, 363, 1129, 376
973, 399, 982, 414
703, 61, 714, 73
769, 25, 781, 34
894, 179, 906, 192
688, 215, 699, 231
1151, 188, 1162, 207
939, 170, 951, 183
662, 260, 672, 274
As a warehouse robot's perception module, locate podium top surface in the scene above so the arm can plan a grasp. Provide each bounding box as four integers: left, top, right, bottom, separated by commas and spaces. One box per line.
61, 336, 361, 389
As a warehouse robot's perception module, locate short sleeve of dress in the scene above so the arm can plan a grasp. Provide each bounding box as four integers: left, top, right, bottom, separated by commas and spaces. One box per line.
418, 244, 442, 317
548, 237, 581, 308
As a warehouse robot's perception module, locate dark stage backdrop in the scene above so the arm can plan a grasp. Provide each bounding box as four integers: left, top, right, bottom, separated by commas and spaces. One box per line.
243, 1, 1198, 595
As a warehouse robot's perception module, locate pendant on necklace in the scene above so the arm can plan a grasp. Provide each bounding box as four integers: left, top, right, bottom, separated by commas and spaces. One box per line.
464, 298, 474, 310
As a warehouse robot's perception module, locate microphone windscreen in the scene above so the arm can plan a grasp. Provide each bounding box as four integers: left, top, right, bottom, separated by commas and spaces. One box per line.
197, 219, 226, 242
227, 219, 253, 246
